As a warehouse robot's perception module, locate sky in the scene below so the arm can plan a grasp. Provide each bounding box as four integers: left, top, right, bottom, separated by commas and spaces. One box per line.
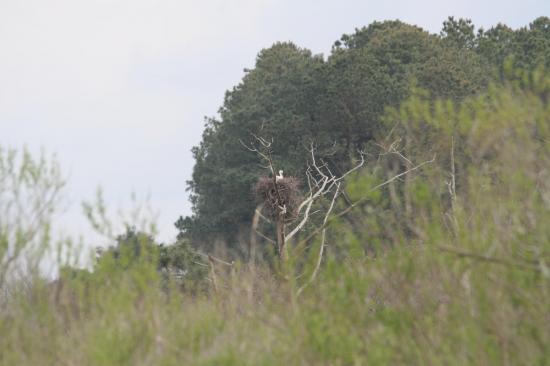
1, 0, 548, 247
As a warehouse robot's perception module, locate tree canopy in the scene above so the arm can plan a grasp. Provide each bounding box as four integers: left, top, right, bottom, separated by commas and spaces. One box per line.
178, 17, 550, 249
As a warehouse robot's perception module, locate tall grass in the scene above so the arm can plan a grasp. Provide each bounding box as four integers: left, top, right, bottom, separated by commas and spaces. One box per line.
1, 71, 549, 365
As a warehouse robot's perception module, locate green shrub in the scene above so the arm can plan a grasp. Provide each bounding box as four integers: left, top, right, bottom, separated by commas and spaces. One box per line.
1, 70, 549, 365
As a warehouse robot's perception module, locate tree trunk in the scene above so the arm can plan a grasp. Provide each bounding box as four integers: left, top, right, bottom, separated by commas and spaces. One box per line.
276, 216, 286, 260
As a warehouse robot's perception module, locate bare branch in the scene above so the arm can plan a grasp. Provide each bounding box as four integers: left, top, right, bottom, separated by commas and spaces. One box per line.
191, 260, 209, 268
286, 195, 316, 241
436, 244, 541, 272
376, 139, 413, 166
309, 142, 328, 179
368, 155, 435, 192
191, 250, 234, 267
295, 155, 436, 248
287, 149, 365, 242
255, 230, 276, 244
255, 208, 272, 224
334, 151, 365, 183
297, 183, 341, 296
239, 139, 270, 162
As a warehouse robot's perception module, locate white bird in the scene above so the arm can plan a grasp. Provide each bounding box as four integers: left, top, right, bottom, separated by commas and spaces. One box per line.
276, 170, 284, 181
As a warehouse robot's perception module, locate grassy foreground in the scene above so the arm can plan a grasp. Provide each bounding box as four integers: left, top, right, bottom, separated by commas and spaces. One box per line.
1, 71, 549, 365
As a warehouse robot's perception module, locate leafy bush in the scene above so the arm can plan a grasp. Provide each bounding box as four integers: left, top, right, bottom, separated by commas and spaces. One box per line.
1, 71, 549, 365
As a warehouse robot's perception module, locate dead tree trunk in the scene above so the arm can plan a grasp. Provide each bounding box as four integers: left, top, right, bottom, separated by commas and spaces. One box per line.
276, 215, 286, 260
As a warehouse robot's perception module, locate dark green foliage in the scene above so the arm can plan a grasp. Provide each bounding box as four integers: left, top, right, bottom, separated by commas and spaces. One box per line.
158, 240, 209, 291
94, 227, 208, 290
476, 23, 517, 67
325, 20, 489, 149
441, 16, 477, 49
475, 16, 550, 71
180, 17, 550, 252
180, 43, 326, 247
96, 227, 159, 270
324, 22, 418, 151
513, 17, 550, 69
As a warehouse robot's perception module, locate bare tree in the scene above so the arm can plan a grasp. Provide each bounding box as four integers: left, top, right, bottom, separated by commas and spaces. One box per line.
244, 135, 435, 294
243, 136, 365, 261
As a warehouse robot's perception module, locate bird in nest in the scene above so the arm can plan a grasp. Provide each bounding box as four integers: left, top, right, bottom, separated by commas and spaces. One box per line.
275, 170, 284, 182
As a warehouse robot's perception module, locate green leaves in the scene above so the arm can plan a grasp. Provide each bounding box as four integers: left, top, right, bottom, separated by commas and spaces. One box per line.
183, 43, 326, 245
0, 147, 65, 288
182, 17, 550, 251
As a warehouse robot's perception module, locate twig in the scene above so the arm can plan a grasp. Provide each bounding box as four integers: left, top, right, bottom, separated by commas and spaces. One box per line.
191, 260, 209, 268
287, 147, 365, 241
255, 208, 272, 224
255, 230, 276, 244
287, 181, 327, 241
296, 155, 436, 248
436, 245, 541, 272
191, 250, 234, 267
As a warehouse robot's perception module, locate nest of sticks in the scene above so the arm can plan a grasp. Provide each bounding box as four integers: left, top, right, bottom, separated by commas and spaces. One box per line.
254, 176, 301, 221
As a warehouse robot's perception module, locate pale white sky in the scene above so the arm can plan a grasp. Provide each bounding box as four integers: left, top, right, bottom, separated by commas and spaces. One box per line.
1, 0, 548, 246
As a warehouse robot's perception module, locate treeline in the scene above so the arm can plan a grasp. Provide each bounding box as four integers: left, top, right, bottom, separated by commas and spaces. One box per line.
178, 17, 550, 249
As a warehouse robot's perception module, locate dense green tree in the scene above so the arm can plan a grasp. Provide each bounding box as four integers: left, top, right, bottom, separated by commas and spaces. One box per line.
95, 227, 159, 271
475, 16, 550, 72
179, 18, 543, 250
323, 20, 488, 153
158, 239, 208, 290
323, 21, 432, 155
178, 43, 326, 247
92, 227, 207, 290
476, 23, 516, 67
440, 16, 477, 50
416, 45, 490, 100
514, 16, 550, 69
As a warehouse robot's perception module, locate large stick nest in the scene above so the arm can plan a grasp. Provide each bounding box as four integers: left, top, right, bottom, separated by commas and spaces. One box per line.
254, 176, 301, 221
